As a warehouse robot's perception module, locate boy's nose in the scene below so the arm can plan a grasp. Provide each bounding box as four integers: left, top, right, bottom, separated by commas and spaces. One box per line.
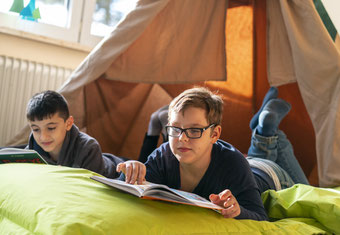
40, 131, 49, 141
178, 131, 189, 142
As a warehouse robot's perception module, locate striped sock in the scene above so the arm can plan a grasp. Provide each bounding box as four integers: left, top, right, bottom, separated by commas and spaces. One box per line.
250, 87, 278, 130
256, 98, 291, 137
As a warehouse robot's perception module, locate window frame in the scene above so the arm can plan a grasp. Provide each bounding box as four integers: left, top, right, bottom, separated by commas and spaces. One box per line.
0, 0, 100, 47
0, 0, 136, 48
79, 0, 102, 47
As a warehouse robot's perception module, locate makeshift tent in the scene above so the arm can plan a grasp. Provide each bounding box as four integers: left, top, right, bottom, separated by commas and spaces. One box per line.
8, 0, 340, 187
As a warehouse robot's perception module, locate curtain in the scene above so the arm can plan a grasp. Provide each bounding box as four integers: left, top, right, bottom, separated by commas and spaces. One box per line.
267, 0, 340, 187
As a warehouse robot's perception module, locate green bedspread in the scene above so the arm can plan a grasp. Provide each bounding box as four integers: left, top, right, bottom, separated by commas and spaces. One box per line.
1, 164, 339, 234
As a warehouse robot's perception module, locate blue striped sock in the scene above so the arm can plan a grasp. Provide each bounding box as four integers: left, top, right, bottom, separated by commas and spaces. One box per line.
256, 98, 291, 136
250, 87, 278, 130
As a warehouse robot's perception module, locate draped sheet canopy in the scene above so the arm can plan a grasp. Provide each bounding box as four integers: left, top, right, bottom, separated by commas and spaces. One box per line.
8, 0, 340, 187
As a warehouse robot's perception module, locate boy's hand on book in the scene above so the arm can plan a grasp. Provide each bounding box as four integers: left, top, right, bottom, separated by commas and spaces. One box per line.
209, 189, 241, 218
116, 161, 146, 185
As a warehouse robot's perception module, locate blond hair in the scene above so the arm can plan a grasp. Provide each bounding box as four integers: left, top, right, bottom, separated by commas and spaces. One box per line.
168, 87, 223, 125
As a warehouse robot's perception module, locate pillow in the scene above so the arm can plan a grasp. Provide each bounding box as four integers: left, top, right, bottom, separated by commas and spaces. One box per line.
0, 164, 328, 234
262, 184, 340, 234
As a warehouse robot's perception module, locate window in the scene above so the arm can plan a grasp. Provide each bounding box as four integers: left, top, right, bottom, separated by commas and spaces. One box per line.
0, 0, 137, 48
80, 0, 137, 47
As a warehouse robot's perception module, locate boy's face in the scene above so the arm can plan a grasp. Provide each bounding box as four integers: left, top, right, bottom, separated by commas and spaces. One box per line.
168, 107, 221, 167
29, 113, 74, 158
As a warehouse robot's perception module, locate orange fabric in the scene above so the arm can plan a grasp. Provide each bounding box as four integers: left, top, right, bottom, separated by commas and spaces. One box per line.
105, 0, 227, 84
83, 5, 255, 159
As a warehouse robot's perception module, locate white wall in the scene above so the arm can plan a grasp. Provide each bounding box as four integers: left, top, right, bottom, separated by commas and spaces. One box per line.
0, 30, 90, 146
0, 31, 89, 69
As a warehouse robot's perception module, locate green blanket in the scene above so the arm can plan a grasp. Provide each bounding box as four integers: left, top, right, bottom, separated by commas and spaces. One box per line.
0, 164, 338, 234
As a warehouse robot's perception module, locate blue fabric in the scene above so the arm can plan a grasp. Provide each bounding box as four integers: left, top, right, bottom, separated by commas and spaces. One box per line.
249, 157, 294, 190
248, 129, 309, 186
145, 140, 268, 221
251, 167, 276, 192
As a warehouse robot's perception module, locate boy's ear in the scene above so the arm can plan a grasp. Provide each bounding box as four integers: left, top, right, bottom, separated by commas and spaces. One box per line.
210, 125, 221, 143
66, 116, 74, 131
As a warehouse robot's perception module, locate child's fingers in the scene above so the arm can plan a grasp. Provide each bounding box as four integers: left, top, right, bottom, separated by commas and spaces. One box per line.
209, 194, 219, 203
128, 163, 146, 185
209, 194, 226, 207
219, 189, 232, 200
125, 163, 133, 183
118, 161, 146, 185
128, 164, 138, 184
221, 203, 240, 218
116, 163, 126, 174
137, 164, 146, 184
116, 163, 121, 172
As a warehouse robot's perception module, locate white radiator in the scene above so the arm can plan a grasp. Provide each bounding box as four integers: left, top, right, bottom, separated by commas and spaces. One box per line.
0, 56, 72, 146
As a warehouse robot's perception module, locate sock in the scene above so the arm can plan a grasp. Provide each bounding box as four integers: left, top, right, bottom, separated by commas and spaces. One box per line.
158, 106, 169, 141
147, 113, 162, 136
147, 105, 169, 136
250, 87, 278, 130
256, 98, 291, 136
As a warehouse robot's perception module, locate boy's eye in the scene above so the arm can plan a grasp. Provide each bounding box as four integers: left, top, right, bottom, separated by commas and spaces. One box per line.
172, 127, 182, 133
32, 129, 40, 132
48, 127, 56, 131
188, 128, 201, 133
187, 128, 202, 136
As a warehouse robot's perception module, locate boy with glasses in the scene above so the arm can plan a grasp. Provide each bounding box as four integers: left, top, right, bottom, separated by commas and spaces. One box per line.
118, 87, 268, 220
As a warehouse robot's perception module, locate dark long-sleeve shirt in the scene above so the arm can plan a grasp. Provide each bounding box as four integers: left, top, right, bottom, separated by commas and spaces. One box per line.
144, 140, 268, 221
27, 124, 122, 178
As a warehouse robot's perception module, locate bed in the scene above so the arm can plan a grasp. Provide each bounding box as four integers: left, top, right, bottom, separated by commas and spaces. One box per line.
1, 163, 339, 234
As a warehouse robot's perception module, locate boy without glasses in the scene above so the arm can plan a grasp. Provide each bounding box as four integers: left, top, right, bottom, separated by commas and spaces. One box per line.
118, 87, 268, 220
26, 90, 131, 178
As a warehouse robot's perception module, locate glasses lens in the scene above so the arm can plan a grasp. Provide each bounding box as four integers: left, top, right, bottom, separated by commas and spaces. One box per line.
167, 126, 182, 137
186, 128, 202, 138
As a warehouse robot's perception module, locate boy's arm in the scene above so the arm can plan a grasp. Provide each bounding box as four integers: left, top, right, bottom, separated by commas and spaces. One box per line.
79, 140, 106, 173
230, 161, 268, 221
223, 177, 268, 220
209, 146, 268, 221
118, 144, 169, 185
77, 137, 118, 178
234, 190, 268, 220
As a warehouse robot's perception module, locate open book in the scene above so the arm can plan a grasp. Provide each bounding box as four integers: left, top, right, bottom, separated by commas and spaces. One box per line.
91, 175, 223, 211
0, 148, 47, 164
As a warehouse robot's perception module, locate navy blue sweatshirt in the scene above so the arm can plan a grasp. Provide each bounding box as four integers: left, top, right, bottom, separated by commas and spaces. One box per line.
145, 140, 268, 221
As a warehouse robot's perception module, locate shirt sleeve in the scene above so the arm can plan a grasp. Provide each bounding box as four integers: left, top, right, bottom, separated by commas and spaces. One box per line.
228, 155, 268, 221
144, 146, 167, 184
75, 136, 117, 178
235, 189, 268, 221
211, 141, 268, 221
77, 138, 107, 174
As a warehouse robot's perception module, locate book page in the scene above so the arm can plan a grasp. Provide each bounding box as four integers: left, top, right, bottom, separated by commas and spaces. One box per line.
145, 186, 223, 210
91, 176, 153, 197
91, 176, 223, 211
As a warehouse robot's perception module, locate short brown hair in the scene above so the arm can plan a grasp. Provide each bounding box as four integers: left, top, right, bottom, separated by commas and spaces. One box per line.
26, 90, 70, 121
168, 87, 223, 125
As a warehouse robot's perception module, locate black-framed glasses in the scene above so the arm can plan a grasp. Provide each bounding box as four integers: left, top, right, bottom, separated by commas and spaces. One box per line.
165, 124, 216, 139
